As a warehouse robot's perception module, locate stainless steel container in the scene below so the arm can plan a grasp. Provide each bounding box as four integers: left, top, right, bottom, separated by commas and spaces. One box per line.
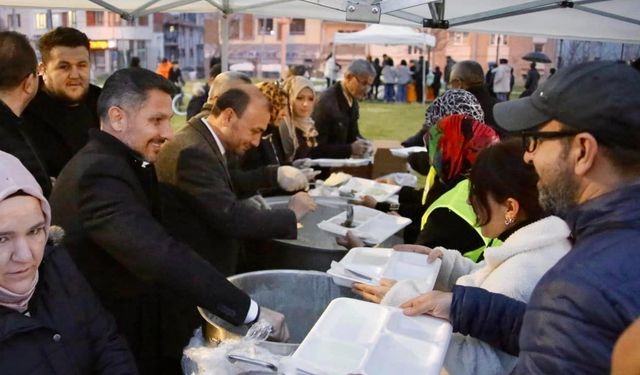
199, 270, 359, 356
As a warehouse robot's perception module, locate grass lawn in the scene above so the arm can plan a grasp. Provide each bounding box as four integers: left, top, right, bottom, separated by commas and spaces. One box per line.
172, 100, 426, 142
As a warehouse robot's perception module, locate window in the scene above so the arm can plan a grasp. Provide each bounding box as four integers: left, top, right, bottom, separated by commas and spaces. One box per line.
51, 13, 63, 28
67, 11, 76, 27
107, 12, 119, 27
229, 16, 240, 40
86, 11, 104, 26
137, 15, 148, 26
180, 48, 185, 58
35, 13, 47, 29
534, 43, 544, 52
189, 48, 194, 58
290, 18, 305, 35
258, 17, 273, 35
491, 34, 508, 45
7, 14, 21, 28
449, 31, 468, 45
137, 40, 146, 49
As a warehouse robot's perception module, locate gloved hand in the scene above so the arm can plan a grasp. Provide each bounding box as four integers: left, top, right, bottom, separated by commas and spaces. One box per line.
300, 168, 321, 182
259, 306, 290, 342
277, 166, 308, 192
351, 139, 370, 158
292, 158, 311, 169
287, 192, 317, 221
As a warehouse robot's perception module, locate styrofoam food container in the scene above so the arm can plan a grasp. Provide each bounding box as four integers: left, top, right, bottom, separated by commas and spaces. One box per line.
338, 177, 402, 202
327, 247, 441, 288
292, 298, 452, 375
390, 146, 428, 158
307, 158, 372, 168
317, 205, 411, 245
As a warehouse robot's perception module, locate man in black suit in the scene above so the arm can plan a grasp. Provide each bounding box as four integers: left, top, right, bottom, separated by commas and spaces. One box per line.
0, 31, 52, 196
49, 68, 289, 374
22, 27, 102, 178
156, 84, 317, 276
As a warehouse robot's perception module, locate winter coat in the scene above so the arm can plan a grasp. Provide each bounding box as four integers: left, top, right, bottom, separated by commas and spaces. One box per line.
492, 64, 511, 94
449, 181, 640, 374
241, 125, 288, 169
49, 129, 253, 374
0, 100, 51, 196
0, 245, 136, 374
311, 82, 363, 159
22, 80, 101, 177
382, 65, 396, 84
396, 65, 412, 85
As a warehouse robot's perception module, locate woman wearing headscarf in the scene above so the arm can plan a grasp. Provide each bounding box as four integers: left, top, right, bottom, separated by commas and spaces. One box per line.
240, 80, 290, 170
279, 76, 319, 163
0, 151, 136, 374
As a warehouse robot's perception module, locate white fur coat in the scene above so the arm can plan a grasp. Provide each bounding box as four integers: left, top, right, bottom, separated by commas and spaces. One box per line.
382, 216, 572, 375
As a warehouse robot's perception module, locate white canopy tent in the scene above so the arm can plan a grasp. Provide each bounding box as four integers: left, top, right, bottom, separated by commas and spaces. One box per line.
334, 24, 436, 103
1, 0, 638, 69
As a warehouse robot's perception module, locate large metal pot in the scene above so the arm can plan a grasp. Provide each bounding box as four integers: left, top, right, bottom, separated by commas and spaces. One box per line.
241, 196, 402, 272
199, 269, 358, 356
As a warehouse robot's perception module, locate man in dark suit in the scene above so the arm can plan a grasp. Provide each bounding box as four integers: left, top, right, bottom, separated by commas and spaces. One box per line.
49, 68, 288, 374
156, 84, 317, 276
0, 31, 52, 196
312, 59, 373, 159
22, 27, 102, 178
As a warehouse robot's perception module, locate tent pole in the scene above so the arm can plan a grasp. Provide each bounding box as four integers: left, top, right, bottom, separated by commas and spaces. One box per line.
221, 13, 229, 72
422, 43, 427, 104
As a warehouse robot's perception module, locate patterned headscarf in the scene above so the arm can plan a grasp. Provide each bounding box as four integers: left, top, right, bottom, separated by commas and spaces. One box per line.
428, 114, 499, 185
425, 89, 484, 129
256, 80, 288, 124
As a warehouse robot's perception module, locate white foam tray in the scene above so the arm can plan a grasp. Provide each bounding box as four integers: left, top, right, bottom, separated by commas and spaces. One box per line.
327, 247, 441, 288
338, 177, 402, 202
390, 146, 428, 158
307, 157, 372, 168
292, 298, 452, 375
317, 205, 411, 245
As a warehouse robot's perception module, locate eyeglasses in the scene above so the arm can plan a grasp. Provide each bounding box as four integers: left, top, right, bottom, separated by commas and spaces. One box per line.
521, 130, 581, 153
354, 76, 373, 88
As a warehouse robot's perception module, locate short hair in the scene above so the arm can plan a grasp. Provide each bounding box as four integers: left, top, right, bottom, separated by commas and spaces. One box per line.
0, 31, 37, 91
451, 60, 485, 87
97, 68, 175, 122
38, 27, 90, 63
211, 88, 251, 118
208, 71, 251, 99
469, 138, 545, 226
346, 59, 375, 77
209, 63, 222, 80
499, 58, 508, 64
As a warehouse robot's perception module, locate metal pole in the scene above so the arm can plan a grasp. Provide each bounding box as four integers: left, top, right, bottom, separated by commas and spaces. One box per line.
558, 39, 563, 68
422, 44, 427, 104
221, 13, 229, 72
620, 43, 625, 60
495, 35, 500, 63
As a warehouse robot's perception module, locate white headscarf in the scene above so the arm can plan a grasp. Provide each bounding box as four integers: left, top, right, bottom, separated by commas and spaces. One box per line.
279, 76, 318, 162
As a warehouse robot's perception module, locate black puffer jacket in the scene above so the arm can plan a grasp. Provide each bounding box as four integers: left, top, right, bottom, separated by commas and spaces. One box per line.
0, 245, 136, 374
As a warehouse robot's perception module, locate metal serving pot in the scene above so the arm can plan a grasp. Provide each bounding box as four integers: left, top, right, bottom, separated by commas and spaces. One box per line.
199, 270, 358, 356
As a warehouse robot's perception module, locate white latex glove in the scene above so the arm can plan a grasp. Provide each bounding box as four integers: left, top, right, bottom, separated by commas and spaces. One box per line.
300, 168, 321, 182
259, 306, 290, 342
292, 158, 312, 168
277, 166, 308, 192
287, 192, 317, 221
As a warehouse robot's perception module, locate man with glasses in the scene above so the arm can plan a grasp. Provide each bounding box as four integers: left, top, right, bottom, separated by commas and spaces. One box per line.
400, 61, 640, 374
312, 59, 374, 158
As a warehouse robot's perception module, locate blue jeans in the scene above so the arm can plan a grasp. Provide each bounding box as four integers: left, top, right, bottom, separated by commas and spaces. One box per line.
496, 92, 508, 102
396, 84, 407, 102
384, 84, 395, 102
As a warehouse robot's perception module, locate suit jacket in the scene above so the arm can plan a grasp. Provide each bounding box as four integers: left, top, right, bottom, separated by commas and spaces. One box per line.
155, 116, 297, 276
49, 129, 251, 373
311, 82, 362, 159
0, 100, 51, 196
22, 82, 102, 177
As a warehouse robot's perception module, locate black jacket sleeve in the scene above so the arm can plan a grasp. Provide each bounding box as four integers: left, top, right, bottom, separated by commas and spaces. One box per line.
450, 285, 526, 356
77, 163, 252, 325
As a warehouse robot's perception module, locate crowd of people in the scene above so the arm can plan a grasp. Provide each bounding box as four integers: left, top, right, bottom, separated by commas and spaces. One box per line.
1, 25, 639, 375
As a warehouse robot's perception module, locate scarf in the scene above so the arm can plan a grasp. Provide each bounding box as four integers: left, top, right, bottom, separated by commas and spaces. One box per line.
0, 273, 39, 313
425, 89, 484, 129
429, 114, 499, 185
280, 76, 318, 161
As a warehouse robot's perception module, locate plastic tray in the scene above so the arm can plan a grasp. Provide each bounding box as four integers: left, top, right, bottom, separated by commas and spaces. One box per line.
338, 177, 402, 202
307, 158, 372, 168
390, 146, 428, 158
327, 247, 441, 288
317, 205, 411, 245
292, 298, 452, 375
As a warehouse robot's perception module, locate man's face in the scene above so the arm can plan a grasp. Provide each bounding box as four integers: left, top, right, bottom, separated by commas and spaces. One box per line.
41, 46, 90, 104
119, 89, 174, 162
524, 120, 580, 217
344, 73, 374, 100
225, 103, 270, 156
0, 195, 46, 294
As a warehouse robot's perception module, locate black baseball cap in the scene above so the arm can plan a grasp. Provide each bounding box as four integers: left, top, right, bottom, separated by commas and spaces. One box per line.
494, 61, 640, 148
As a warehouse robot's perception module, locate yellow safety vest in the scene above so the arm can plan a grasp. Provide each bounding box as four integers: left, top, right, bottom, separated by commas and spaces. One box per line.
420, 179, 501, 262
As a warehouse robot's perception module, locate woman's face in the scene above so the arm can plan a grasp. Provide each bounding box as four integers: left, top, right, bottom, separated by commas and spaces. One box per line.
292, 88, 315, 118
0, 196, 46, 294
478, 194, 510, 239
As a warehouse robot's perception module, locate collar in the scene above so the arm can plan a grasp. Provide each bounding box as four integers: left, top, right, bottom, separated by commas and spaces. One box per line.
201, 117, 225, 156
89, 129, 151, 168
340, 81, 354, 108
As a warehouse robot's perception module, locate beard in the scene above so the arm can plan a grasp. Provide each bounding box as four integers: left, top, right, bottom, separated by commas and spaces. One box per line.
537, 148, 580, 218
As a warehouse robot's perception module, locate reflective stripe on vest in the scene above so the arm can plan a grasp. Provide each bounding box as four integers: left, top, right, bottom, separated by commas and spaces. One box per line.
420, 179, 498, 261
421, 166, 438, 206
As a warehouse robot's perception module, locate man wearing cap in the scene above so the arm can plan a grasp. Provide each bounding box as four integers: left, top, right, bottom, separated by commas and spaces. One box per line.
399, 61, 640, 374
